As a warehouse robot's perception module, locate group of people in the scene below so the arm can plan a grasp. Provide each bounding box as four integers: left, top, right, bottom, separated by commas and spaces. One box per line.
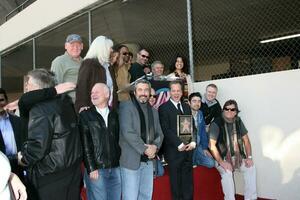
0, 33, 257, 200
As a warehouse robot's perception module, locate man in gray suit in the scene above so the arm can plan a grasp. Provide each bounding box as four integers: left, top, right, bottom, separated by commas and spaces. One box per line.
119, 79, 164, 200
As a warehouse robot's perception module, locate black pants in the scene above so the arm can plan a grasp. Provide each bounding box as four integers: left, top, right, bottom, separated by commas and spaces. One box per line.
30, 163, 81, 200
168, 152, 193, 200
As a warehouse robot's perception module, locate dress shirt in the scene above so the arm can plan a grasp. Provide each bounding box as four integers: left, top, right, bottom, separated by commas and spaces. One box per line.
95, 106, 109, 127
0, 113, 17, 156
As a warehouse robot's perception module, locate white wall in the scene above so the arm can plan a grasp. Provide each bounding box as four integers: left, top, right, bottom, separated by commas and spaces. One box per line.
0, 0, 105, 52
193, 69, 300, 200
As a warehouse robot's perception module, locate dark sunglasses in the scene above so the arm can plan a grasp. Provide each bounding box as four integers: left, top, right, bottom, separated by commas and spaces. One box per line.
141, 54, 150, 59
123, 52, 130, 56
224, 107, 236, 112
0, 98, 5, 102
150, 94, 157, 98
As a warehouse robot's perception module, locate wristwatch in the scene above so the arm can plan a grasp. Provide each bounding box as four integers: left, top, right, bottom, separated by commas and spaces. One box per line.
247, 156, 252, 159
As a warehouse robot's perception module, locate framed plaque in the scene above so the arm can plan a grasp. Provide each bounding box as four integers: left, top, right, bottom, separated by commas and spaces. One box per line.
177, 115, 193, 144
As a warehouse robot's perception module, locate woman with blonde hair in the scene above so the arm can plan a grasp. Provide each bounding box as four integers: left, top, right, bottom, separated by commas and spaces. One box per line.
75, 36, 118, 112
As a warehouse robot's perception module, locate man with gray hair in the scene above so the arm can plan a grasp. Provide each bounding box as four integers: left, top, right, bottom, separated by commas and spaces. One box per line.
17, 69, 82, 200
119, 79, 164, 200
151, 61, 164, 78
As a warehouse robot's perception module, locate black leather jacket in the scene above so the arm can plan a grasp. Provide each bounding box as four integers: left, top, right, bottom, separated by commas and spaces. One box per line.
21, 95, 82, 177
79, 106, 121, 174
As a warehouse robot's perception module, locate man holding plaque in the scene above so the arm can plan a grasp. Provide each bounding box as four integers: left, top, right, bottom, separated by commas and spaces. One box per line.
159, 80, 196, 200
119, 79, 164, 200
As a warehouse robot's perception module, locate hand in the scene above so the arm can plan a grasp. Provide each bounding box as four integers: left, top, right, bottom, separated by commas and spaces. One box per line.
185, 142, 196, 151
89, 170, 99, 180
10, 173, 27, 200
219, 161, 233, 172
144, 144, 157, 159
244, 158, 254, 168
17, 152, 26, 167
4, 100, 19, 111
144, 67, 151, 74
178, 144, 187, 152
203, 149, 212, 157
79, 106, 90, 113
55, 82, 76, 94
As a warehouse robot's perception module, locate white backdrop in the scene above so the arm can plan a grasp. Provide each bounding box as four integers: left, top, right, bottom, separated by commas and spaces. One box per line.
193, 69, 300, 200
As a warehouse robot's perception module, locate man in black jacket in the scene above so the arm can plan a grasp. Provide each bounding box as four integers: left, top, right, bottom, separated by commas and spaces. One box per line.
17, 69, 82, 200
159, 80, 196, 200
79, 83, 121, 200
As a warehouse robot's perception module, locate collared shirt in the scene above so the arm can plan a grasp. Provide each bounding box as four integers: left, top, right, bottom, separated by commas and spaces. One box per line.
50, 51, 82, 103
95, 106, 109, 127
170, 98, 183, 113
0, 113, 17, 156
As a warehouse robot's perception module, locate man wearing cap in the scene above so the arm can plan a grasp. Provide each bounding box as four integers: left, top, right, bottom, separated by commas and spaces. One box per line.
51, 34, 83, 103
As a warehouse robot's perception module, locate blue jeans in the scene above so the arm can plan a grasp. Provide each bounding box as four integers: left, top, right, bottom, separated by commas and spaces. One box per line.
84, 167, 121, 200
120, 161, 153, 200
193, 146, 215, 168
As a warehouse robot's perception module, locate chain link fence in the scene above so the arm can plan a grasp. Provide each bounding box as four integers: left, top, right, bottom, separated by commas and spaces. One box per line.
191, 0, 300, 81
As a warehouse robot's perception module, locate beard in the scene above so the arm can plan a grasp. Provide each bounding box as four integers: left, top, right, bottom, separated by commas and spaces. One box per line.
137, 95, 148, 104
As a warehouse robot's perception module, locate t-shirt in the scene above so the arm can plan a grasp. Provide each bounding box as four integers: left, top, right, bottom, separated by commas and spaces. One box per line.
209, 119, 248, 141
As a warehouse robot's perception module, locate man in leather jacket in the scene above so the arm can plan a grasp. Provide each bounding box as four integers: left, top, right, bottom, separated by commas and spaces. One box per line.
79, 83, 121, 200
17, 69, 82, 200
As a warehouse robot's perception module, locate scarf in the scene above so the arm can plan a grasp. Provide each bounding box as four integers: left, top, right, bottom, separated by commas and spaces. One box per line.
223, 113, 242, 170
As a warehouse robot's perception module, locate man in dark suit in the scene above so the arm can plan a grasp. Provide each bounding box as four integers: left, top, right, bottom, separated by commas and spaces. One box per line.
159, 80, 196, 200
0, 88, 22, 178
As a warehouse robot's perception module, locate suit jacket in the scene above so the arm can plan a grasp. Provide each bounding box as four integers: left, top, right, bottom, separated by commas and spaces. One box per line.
0, 113, 22, 155
119, 100, 164, 170
0, 113, 22, 177
158, 100, 196, 162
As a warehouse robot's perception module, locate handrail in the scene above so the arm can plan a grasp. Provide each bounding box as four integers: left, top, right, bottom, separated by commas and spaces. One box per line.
5, 0, 36, 21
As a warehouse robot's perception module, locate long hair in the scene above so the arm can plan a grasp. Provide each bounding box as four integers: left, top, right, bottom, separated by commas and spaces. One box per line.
84, 36, 113, 66
169, 54, 189, 74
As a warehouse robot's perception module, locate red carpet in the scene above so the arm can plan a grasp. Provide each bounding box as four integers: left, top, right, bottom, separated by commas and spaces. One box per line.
81, 166, 273, 200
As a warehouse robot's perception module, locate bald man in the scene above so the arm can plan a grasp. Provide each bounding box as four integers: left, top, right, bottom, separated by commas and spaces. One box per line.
79, 83, 121, 200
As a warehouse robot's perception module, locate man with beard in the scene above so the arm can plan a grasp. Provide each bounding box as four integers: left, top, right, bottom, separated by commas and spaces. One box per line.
119, 79, 164, 200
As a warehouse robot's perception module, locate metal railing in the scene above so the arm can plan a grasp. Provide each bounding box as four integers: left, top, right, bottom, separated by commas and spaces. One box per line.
5, 0, 36, 21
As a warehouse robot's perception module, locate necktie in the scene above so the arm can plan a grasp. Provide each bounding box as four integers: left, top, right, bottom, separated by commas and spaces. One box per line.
177, 103, 183, 115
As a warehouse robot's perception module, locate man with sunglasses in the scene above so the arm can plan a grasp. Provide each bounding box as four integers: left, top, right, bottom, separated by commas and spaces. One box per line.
209, 99, 257, 200
115, 44, 132, 102
129, 48, 150, 82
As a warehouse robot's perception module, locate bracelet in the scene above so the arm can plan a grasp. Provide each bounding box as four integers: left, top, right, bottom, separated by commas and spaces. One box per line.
247, 156, 252, 159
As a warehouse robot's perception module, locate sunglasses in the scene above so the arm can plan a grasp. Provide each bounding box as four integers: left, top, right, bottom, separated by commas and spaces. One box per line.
0, 98, 5, 102
141, 54, 150, 59
123, 52, 130, 56
224, 108, 236, 112
150, 94, 157, 98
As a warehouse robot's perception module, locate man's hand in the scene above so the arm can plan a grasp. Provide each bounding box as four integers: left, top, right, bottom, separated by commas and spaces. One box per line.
17, 152, 26, 167
144, 144, 157, 159
79, 106, 90, 113
10, 173, 27, 200
244, 158, 254, 168
55, 82, 76, 94
185, 142, 196, 151
4, 100, 19, 111
178, 144, 187, 152
203, 149, 213, 157
219, 160, 233, 172
89, 170, 99, 180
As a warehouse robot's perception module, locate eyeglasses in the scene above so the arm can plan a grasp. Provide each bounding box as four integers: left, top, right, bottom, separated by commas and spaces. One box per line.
150, 94, 157, 98
224, 107, 236, 112
0, 98, 5, 102
123, 52, 129, 56
140, 54, 150, 59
